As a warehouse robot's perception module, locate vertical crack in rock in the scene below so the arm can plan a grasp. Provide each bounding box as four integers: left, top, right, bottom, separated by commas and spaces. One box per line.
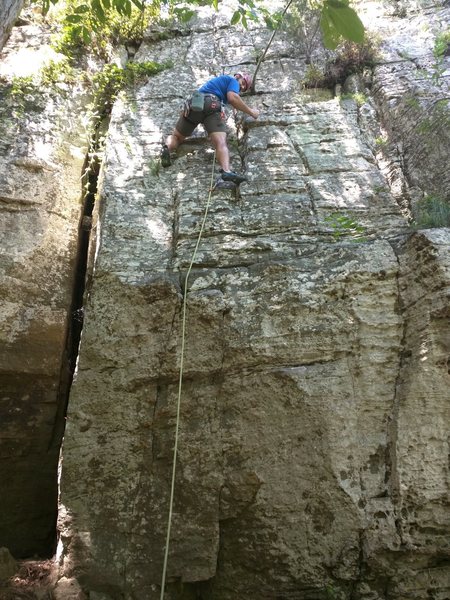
0, 12, 110, 559
49, 131, 104, 452
385, 243, 405, 540
380, 229, 450, 595
171, 190, 181, 266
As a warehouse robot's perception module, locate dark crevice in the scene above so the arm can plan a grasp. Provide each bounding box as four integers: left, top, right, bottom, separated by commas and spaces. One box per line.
50, 131, 102, 442
385, 239, 408, 546
70, 144, 100, 352
46, 121, 106, 556
73, 132, 104, 338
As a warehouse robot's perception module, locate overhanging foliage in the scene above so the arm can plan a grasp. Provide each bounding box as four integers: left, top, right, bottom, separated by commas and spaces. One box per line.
33, 0, 365, 49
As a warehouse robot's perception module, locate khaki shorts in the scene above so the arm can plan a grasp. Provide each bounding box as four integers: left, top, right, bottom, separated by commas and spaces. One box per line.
175, 96, 226, 136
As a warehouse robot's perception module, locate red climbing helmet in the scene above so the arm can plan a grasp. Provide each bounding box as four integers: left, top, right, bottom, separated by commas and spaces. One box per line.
234, 71, 252, 91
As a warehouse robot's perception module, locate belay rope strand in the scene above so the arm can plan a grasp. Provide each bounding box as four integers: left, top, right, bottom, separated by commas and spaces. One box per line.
159, 152, 217, 600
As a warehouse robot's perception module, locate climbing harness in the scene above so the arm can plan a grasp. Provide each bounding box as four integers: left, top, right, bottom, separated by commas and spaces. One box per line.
191, 90, 206, 112
159, 152, 217, 600
184, 92, 223, 118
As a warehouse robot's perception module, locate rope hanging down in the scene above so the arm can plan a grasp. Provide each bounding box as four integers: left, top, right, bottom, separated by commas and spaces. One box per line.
159, 152, 217, 600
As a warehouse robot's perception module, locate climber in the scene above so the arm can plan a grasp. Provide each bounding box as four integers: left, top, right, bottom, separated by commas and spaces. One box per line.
160, 72, 259, 185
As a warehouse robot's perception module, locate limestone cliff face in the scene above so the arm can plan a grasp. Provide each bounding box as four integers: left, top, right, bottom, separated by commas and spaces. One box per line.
367, 0, 450, 213
0, 0, 24, 51
0, 19, 89, 555
56, 2, 450, 599
0, 0, 449, 598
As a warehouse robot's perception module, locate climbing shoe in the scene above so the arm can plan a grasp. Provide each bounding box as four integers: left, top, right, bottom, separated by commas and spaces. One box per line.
160, 145, 171, 168
220, 170, 247, 185
213, 176, 236, 191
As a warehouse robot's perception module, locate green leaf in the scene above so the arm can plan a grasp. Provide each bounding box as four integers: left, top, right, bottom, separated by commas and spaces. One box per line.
231, 10, 241, 25
91, 0, 106, 21
81, 25, 91, 44
328, 0, 349, 6
124, 0, 132, 17
264, 15, 274, 29
325, 1, 365, 44
320, 10, 340, 50
130, 0, 143, 9
74, 4, 90, 13
181, 10, 195, 22
113, 0, 126, 15
264, 10, 282, 30
66, 14, 84, 23
174, 7, 195, 22
100, 0, 111, 9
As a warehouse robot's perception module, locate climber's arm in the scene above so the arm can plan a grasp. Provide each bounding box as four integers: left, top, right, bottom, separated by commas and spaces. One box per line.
227, 91, 259, 119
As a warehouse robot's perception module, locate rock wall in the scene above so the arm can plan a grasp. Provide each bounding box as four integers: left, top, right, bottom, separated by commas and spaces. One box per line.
388, 229, 450, 598
0, 0, 24, 51
0, 0, 447, 597
0, 19, 90, 556
57, 2, 450, 599
366, 0, 450, 213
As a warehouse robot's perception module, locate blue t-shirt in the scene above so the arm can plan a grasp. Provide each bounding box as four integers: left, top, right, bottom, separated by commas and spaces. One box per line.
199, 75, 239, 105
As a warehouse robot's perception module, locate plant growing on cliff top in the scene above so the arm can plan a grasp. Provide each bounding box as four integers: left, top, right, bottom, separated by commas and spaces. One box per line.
250, 0, 365, 91
50, 0, 160, 60
327, 35, 379, 83
40, 58, 77, 85
8, 66, 75, 116
90, 60, 169, 116
430, 29, 450, 86
302, 34, 379, 89
417, 28, 450, 87
412, 195, 450, 229
8, 76, 40, 117
5, 57, 167, 122
374, 136, 388, 147
303, 62, 326, 87
339, 91, 367, 105
32, 0, 365, 54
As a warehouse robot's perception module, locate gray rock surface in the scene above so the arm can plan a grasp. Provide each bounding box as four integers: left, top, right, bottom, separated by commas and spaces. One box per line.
0, 547, 17, 581
0, 20, 90, 556
0, 0, 447, 597
54, 576, 87, 600
57, 2, 450, 599
359, 0, 450, 208
0, 0, 24, 51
